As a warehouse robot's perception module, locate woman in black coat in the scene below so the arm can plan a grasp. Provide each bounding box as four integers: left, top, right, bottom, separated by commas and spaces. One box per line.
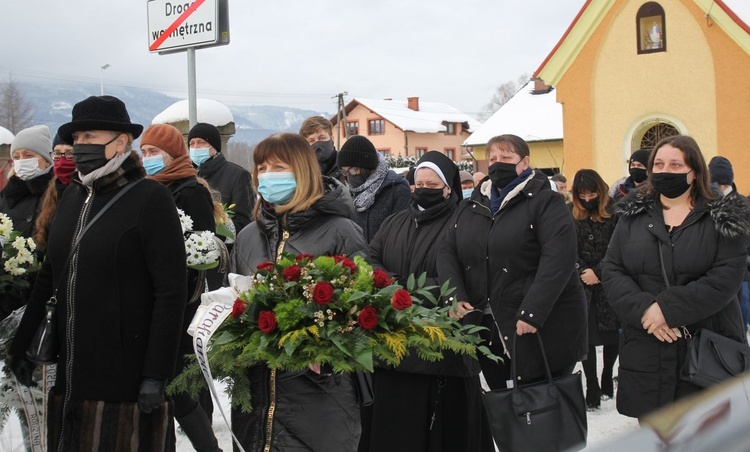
229, 133, 367, 452
438, 134, 587, 390
601, 135, 750, 418
571, 169, 619, 410
141, 123, 221, 452
9, 96, 187, 451
363, 151, 491, 452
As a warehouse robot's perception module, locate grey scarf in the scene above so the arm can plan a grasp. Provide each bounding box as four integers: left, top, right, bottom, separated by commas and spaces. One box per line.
350, 153, 389, 213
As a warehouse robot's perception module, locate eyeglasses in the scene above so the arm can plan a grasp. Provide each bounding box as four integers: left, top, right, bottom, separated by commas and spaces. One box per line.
50, 151, 74, 161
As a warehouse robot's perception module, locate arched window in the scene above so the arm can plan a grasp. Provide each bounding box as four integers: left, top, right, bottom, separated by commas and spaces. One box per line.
637, 122, 680, 151
637, 2, 666, 54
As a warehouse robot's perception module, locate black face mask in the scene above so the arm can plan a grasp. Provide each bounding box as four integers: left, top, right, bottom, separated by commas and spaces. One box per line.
413, 187, 446, 209
346, 172, 369, 189
580, 198, 599, 211
651, 171, 692, 199
312, 140, 335, 163
629, 167, 648, 184
72, 135, 119, 175
488, 162, 520, 189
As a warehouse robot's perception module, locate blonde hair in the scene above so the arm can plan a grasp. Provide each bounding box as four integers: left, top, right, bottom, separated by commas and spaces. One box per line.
252, 133, 324, 217
299, 116, 333, 138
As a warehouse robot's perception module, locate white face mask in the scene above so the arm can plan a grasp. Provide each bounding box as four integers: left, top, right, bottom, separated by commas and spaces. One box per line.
13, 157, 43, 181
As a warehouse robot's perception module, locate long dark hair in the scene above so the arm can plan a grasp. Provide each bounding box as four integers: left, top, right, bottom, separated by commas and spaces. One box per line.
571, 169, 611, 222
644, 135, 716, 203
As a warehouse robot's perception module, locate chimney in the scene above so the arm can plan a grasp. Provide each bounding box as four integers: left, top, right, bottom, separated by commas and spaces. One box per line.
532, 79, 552, 94
407, 97, 420, 111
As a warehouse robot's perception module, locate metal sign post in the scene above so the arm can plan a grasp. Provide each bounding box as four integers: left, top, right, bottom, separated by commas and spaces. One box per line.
187, 48, 197, 129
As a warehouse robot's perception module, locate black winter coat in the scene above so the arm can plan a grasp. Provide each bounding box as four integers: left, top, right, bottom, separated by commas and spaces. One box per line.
352, 170, 411, 243
438, 171, 588, 381
602, 191, 750, 418
229, 176, 367, 452
197, 152, 254, 233
11, 156, 187, 405
575, 208, 619, 338
0, 171, 54, 238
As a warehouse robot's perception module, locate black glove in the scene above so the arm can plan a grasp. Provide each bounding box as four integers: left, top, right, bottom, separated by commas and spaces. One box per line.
9, 355, 36, 387
137, 378, 166, 414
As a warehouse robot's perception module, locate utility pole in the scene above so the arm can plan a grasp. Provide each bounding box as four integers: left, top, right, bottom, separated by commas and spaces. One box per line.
334, 92, 348, 150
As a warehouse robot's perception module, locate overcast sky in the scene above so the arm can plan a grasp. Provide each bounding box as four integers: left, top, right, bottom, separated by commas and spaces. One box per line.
0, 1, 685, 117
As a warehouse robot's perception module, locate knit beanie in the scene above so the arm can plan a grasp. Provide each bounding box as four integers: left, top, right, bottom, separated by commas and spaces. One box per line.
709, 156, 734, 185
11, 125, 53, 164
337, 135, 379, 170
141, 124, 187, 158
52, 133, 70, 148
629, 149, 651, 167
187, 122, 222, 153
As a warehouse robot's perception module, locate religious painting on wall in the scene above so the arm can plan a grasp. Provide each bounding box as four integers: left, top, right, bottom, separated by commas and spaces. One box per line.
637, 2, 667, 54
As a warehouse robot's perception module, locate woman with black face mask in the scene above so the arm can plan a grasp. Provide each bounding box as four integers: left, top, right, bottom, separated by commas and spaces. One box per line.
571, 169, 619, 411
602, 135, 750, 419
365, 151, 493, 452
437, 135, 587, 445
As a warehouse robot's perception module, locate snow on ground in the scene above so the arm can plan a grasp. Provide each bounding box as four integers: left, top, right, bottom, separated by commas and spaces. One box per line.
0, 346, 639, 451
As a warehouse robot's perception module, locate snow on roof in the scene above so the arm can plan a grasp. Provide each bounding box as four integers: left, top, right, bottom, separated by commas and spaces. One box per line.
152, 99, 234, 126
463, 81, 562, 147
353, 98, 481, 134
0, 126, 14, 146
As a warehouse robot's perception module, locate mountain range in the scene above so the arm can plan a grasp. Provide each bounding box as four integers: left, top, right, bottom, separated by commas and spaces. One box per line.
16, 80, 331, 147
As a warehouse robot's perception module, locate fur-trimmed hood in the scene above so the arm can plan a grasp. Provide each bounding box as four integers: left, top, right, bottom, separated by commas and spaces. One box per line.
615, 190, 750, 241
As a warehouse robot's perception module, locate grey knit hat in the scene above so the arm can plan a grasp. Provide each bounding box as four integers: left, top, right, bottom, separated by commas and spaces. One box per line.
11, 125, 53, 164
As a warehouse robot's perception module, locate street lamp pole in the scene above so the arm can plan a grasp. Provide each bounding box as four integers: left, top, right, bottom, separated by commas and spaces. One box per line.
100, 64, 110, 95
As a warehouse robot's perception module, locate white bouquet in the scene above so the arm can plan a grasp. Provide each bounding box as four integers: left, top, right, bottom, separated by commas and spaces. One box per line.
177, 209, 222, 270
0, 213, 40, 294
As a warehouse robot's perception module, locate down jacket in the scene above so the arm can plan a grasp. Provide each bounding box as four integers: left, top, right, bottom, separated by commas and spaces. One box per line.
438, 171, 587, 382
197, 152, 254, 233
229, 176, 367, 452
601, 190, 750, 418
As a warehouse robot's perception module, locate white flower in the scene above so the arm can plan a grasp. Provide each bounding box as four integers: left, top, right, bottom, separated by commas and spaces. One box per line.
177, 208, 194, 234
0, 213, 13, 241
184, 230, 220, 268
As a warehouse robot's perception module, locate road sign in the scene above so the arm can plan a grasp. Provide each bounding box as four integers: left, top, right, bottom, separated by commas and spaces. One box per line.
147, 0, 229, 53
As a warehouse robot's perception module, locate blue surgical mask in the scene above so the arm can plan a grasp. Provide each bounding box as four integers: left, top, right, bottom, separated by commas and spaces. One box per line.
190, 147, 211, 166
257, 172, 297, 205
462, 188, 473, 199
142, 155, 166, 176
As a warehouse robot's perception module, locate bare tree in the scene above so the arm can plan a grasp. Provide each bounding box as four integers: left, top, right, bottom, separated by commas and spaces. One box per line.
0, 76, 34, 133
478, 73, 529, 122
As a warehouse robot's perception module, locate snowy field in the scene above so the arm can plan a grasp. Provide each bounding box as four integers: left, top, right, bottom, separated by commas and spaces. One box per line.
0, 348, 639, 451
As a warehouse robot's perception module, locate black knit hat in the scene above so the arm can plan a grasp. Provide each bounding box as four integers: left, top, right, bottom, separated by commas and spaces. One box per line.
52, 133, 69, 148
709, 156, 734, 185
337, 135, 379, 170
57, 95, 143, 144
416, 150, 462, 204
629, 149, 651, 167
188, 123, 222, 153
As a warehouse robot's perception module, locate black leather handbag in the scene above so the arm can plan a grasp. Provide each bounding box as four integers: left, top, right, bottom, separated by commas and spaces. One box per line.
680, 328, 750, 388
481, 333, 587, 452
26, 180, 142, 365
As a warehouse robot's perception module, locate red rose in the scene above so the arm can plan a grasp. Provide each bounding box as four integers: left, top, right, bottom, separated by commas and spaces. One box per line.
231, 298, 247, 318
256, 261, 275, 273
282, 265, 302, 282
312, 282, 334, 305
258, 311, 277, 333
391, 289, 413, 310
358, 306, 378, 330
372, 269, 392, 289
334, 256, 357, 273
296, 254, 315, 263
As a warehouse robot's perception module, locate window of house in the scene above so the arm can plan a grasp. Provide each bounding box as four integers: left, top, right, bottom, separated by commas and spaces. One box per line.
446, 123, 456, 135
345, 121, 359, 137
416, 147, 427, 158
368, 119, 385, 135
378, 149, 390, 158
637, 2, 666, 54
444, 148, 455, 160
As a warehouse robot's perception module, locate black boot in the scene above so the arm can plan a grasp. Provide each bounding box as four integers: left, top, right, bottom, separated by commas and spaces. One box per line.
600, 344, 618, 400
176, 405, 222, 452
586, 385, 601, 411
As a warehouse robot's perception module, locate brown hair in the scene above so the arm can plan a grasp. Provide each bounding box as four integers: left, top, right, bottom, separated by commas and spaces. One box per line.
252, 133, 324, 218
34, 178, 60, 250
299, 116, 333, 139
645, 135, 716, 203
486, 134, 530, 159
571, 169, 611, 222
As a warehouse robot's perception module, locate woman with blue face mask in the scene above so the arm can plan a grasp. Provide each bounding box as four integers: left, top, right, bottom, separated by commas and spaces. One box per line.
140, 124, 222, 452
230, 133, 368, 452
